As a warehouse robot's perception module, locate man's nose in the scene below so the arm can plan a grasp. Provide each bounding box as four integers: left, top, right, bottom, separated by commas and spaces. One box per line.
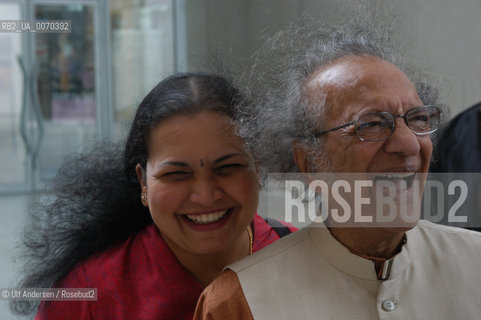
189, 176, 224, 206
383, 118, 421, 156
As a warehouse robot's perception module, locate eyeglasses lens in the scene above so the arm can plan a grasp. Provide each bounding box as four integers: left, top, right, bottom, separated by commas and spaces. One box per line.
356, 113, 394, 141
356, 106, 440, 141
406, 106, 440, 134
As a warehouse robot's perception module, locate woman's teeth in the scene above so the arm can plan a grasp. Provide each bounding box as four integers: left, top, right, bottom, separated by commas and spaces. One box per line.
185, 210, 228, 224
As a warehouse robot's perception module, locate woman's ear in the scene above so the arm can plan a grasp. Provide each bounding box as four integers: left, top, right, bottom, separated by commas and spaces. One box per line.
135, 164, 146, 188
136, 164, 148, 207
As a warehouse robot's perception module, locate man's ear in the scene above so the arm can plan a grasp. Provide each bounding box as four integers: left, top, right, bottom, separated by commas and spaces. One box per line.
292, 141, 311, 173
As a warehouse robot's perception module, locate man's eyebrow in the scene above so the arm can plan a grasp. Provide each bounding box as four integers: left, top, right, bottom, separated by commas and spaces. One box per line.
214, 153, 245, 164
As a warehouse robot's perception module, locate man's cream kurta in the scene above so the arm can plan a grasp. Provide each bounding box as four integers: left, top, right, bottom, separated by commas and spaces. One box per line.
195, 220, 481, 319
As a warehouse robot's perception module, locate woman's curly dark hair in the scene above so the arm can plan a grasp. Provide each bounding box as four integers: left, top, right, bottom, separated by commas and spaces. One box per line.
11, 72, 244, 315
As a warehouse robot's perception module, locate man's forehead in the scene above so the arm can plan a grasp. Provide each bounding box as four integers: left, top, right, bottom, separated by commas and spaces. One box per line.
303, 55, 419, 113
305, 56, 387, 92
306, 58, 362, 89
302, 56, 368, 113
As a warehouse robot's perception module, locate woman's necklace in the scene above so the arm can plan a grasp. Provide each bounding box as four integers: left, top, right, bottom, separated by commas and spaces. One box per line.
246, 225, 253, 255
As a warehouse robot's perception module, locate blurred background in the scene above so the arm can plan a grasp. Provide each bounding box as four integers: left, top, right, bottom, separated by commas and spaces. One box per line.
1, 0, 481, 318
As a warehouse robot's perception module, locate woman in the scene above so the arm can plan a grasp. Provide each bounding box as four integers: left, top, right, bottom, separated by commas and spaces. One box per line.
12, 73, 296, 319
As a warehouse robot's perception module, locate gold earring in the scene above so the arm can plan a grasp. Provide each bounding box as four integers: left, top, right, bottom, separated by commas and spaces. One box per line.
141, 193, 147, 204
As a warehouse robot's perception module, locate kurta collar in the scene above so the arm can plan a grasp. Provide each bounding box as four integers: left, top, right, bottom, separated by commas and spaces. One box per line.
308, 222, 418, 281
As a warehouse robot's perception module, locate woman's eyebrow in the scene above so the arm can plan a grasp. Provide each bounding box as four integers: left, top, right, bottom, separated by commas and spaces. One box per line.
155, 154, 246, 169
157, 161, 189, 168
214, 153, 245, 164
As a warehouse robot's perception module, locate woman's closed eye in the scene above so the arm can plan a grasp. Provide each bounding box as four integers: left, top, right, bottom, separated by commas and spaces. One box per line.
215, 163, 247, 176
161, 170, 193, 180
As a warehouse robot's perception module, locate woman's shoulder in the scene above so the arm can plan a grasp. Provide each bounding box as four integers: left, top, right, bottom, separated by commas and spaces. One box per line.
51, 224, 166, 289
78, 224, 166, 278
40, 224, 202, 319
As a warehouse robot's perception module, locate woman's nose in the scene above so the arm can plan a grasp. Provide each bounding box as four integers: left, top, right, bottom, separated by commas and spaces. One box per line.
189, 177, 224, 206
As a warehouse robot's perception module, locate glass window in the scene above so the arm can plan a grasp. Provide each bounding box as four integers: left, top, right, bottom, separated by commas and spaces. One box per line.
110, 0, 175, 138
0, 3, 25, 186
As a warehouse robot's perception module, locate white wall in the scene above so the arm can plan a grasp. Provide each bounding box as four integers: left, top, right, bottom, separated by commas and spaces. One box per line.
395, 0, 481, 116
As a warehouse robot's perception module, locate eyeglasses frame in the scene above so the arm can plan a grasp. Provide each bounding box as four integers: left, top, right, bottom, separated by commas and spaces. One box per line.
314, 105, 441, 142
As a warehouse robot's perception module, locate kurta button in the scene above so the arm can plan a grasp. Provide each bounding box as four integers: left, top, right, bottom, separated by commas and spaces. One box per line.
382, 299, 397, 311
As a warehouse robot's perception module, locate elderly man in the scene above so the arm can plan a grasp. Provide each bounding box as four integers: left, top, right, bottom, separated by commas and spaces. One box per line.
194, 19, 481, 320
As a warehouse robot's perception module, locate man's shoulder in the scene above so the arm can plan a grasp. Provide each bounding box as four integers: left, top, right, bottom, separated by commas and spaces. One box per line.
417, 220, 481, 239
228, 227, 311, 273
194, 270, 254, 320
414, 220, 481, 253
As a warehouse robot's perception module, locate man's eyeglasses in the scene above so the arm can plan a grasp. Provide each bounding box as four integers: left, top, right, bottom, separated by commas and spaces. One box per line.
314, 105, 441, 142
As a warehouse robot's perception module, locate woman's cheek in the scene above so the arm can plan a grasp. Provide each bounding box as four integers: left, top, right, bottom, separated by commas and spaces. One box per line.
149, 185, 182, 215
231, 172, 259, 201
